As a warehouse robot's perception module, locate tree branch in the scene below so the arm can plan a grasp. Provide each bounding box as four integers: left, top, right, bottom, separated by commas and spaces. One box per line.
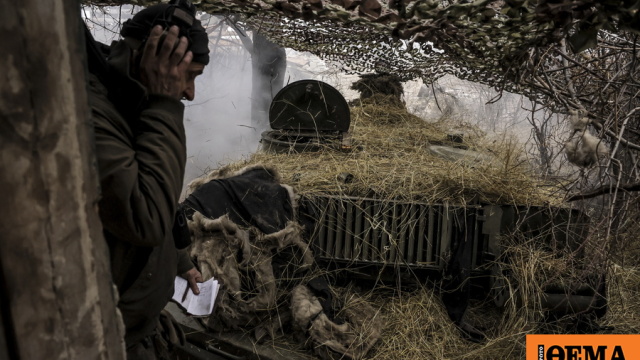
590, 118, 640, 151
567, 182, 640, 201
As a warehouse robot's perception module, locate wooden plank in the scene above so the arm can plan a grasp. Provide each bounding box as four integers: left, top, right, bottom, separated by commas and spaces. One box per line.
317, 198, 327, 252
385, 202, 393, 261
372, 201, 381, 261
326, 200, 336, 256
353, 203, 363, 260
335, 200, 345, 258
344, 201, 353, 259
439, 206, 452, 269
362, 200, 372, 261
396, 203, 408, 264
406, 204, 418, 264
416, 205, 427, 263
0, 1, 125, 358
427, 206, 436, 263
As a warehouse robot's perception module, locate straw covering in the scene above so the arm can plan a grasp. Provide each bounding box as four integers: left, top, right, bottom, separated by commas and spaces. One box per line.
226, 95, 561, 206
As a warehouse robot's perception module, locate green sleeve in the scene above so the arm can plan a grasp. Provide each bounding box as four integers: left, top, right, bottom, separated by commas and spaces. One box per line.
91, 75, 187, 247
176, 249, 195, 275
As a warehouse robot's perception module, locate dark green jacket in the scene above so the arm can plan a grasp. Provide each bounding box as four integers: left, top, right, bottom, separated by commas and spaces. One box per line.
89, 40, 193, 347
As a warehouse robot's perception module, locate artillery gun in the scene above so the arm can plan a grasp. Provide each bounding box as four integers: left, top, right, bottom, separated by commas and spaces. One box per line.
261, 79, 607, 316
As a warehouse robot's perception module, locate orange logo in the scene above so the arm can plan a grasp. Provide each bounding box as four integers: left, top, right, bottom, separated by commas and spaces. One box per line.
527, 335, 640, 360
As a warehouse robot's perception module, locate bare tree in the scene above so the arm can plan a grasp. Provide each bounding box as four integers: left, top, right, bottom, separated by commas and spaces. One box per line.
217, 15, 287, 132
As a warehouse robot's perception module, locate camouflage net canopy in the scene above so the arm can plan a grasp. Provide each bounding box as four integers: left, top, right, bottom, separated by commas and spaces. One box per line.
86, 1, 640, 163
80, 0, 640, 222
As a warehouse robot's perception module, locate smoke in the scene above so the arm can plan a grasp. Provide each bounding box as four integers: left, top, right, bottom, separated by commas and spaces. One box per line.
183, 46, 260, 193
408, 75, 531, 137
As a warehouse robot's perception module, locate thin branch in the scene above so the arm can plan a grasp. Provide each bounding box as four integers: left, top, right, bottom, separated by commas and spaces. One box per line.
590, 118, 640, 151
567, 182, 640, 201
226, 16, 254, 54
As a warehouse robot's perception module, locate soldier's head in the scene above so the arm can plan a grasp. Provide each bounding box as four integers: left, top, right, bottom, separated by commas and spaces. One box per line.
120, 0, 209, 100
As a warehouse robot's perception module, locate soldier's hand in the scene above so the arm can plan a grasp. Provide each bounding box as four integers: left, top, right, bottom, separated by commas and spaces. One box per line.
139, 25, 192, 100
180, 267, 203, 299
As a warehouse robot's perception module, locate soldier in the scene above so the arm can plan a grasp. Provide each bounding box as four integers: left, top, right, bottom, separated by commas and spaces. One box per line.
85, 1, 209, 358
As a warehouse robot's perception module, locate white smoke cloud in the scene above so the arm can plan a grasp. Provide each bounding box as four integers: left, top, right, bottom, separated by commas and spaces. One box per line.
182, 46, 260, 192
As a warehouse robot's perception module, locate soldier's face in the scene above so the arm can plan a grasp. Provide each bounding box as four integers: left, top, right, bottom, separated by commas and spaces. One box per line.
181, 62, 205, 101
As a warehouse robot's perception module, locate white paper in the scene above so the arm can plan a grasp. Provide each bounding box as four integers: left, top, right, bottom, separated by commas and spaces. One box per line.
172, 276, 219, 317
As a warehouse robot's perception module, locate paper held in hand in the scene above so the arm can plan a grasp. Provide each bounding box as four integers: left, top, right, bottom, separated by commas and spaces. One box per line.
171, 276, 219, 317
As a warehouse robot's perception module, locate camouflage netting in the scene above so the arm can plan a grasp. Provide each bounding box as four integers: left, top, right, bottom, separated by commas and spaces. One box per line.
85, 1, 640, 187
84, 0, 640, 100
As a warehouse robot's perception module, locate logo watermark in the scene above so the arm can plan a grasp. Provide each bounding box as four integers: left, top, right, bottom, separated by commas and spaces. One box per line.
527, 335, 640, 360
